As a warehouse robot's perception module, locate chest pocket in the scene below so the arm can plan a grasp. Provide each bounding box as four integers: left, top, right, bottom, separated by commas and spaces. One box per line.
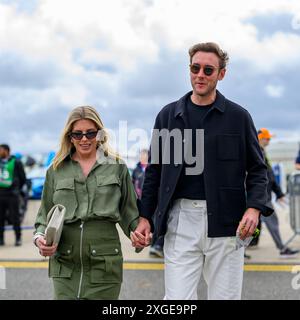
53, 178, 78, 219
92, 175, 121, 216
217, 134, 240, 161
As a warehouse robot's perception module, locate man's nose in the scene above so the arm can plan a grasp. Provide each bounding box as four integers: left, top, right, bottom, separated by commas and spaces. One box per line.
196, 68, 205, 77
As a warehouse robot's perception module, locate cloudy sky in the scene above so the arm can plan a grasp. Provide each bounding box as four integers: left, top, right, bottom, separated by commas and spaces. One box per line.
1, 0, 300, 156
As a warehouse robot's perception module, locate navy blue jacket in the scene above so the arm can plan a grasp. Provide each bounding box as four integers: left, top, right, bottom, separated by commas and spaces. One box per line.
140, 90, 273, 237
296, 150, 300, 165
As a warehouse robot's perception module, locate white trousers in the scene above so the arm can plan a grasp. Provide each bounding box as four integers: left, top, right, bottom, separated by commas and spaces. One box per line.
164, 199, 244, 300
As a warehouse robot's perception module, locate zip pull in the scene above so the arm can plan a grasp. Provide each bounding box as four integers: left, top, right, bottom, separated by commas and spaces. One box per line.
80, 222, 84, 229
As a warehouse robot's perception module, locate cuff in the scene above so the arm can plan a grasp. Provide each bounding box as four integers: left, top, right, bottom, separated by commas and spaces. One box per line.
247, 203, 274, 217
33, 233, 44, 247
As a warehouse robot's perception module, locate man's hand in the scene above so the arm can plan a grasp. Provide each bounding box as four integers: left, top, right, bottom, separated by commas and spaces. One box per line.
237, 208, 260, 240
130, 217, 152, 248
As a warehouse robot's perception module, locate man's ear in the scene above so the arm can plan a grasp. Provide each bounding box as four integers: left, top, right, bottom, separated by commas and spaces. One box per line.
218, 68, 226, 81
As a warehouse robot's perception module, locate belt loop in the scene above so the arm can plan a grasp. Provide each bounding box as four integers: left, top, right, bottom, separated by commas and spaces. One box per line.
180, 199, 184, 209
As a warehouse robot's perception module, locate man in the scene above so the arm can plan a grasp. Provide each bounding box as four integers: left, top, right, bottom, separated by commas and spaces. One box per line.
132, 149, 148, 199
0, 144, 26, 246
132, 42, 272, 300
257, 128, 299, 257
295, 149, 300, 170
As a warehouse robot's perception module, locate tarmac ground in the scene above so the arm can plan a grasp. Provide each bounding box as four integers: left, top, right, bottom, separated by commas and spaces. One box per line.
1, 200, 300, 300
1, 200, 300, 263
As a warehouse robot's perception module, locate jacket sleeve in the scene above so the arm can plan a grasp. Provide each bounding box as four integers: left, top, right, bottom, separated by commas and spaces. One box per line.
296, 150, 300, 164
269, 168, 285, 199
140, 115, 162, 226
34, 167, 55, 235
15, 160, 26, 190
244, 112, 273, 216
118, 164, 140, 238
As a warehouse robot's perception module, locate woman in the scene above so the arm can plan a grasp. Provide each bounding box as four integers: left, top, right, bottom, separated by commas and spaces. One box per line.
33, 106, 147, 299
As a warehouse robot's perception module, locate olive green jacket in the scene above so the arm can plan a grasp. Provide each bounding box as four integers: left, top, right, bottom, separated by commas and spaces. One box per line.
34, 153, 139, 238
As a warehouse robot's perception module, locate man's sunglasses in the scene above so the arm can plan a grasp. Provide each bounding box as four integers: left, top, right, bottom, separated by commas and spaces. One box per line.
70, 131, 98, 140
190, 64, 218, 76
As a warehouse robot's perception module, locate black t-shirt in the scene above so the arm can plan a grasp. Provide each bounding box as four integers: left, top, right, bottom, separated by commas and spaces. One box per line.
173, 96, 213, 201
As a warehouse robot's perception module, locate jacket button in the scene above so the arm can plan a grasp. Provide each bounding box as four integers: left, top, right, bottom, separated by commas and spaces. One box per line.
115, 249, 119, 253
92, 249, 96, 255
158, 211, 162, 216
67, 250, 71, 254
166, 186, 170, 192
207, 212, 212, 216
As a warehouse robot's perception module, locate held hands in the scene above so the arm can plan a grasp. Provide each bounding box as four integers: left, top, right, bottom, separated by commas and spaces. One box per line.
130, 217, 152, 249
237, 208, 260, 240
36, 236, 57, 257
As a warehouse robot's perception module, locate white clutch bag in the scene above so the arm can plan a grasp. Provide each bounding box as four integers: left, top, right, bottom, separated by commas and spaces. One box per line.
45, 204, 66, 246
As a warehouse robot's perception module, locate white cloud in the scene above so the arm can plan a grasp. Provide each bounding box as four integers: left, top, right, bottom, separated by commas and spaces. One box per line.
292, 13, 300, 30
265, 84, 285, 98
10, 132, 59, 154
1, 0, 300, 74
1, 0, 300, 154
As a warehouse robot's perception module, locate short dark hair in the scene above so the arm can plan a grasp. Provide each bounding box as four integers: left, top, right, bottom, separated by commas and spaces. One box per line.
0, 144, 10, 153
189, 42, 229, 69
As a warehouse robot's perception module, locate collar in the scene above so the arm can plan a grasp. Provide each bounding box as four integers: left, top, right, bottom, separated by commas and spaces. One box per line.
68, 149, 121, 166
174, 90, 226, 118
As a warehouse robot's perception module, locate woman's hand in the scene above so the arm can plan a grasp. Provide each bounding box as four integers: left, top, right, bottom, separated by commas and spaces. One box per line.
36, 236, 58, 257
130, 217, 152, 248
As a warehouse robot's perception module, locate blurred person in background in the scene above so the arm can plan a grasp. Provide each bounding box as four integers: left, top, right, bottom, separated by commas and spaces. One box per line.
0, 144, 26, 246
13, 152, 32, 222
295, 148, 300, 170
132, 149, 148, 199
252, 129, 299, 258
132, 149, 164, 258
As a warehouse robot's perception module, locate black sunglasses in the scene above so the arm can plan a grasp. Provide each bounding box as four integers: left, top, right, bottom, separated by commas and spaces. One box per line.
190, 63, 218, 76
70, 131, 98, 140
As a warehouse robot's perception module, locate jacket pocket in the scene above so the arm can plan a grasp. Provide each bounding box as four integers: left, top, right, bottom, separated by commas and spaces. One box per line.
53, 178, 77, 219
49, 243, 74, 278
90, 243, 123, 284
219, 187, 246, 225
92, 175, 121, 216
217, 134, 240, 160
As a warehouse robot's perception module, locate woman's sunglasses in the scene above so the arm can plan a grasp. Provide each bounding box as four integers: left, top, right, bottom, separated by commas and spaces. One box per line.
190, 63, 218, 76
70, 131, 98, 140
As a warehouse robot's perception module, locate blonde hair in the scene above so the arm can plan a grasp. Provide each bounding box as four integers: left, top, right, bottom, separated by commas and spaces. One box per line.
52, 106, 119, 170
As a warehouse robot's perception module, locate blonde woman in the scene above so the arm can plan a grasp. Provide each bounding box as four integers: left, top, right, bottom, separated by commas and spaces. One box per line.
33, 106, 149, 299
